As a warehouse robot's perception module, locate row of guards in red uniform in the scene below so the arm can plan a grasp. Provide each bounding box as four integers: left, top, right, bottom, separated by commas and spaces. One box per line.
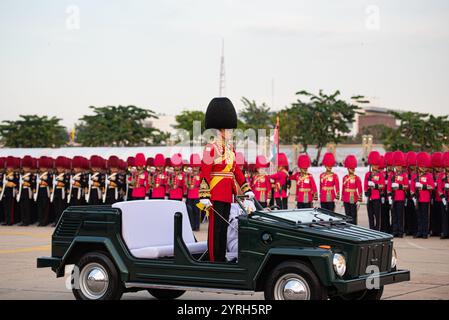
365, 150, 449, 239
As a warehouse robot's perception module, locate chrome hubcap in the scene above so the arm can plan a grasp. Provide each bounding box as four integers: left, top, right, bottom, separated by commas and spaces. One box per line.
79, 263, 109, 300
274, 273, 310, 300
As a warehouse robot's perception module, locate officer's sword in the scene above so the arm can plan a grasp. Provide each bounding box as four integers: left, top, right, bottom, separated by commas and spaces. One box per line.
196, 202, 238, 232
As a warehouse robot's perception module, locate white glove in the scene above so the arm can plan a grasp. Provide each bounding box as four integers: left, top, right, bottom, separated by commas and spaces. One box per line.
445, 183, 449, 189
415, 182, 423, 189
245, 191, 255, 199
388, 196, 393, 205
413, 198, 417, 206
381, 197, 385, 204
200, 199, 212, 208
368, 181, 375, 187
391, 182, 399, 189
442, 198, 448, 206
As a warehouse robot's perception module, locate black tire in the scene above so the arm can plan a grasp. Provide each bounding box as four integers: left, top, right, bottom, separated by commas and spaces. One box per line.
72, 251, 124, 300
330, 286, 384, 300
148, 289, 185, 300
264, 260, 326, 300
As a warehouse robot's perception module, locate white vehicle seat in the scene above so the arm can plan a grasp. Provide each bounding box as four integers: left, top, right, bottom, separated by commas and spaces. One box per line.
113, 200, 207, 259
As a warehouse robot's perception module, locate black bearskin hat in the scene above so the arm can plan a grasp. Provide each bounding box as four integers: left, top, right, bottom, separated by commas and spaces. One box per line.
205, 97, 237, 129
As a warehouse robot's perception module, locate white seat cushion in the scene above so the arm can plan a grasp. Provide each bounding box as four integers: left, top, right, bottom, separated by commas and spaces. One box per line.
113, 200, 206, 259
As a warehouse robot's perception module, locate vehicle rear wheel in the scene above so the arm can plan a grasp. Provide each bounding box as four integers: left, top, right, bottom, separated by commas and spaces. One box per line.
264, 260, 326, 300
148, 289, 185, 300
330, 286, 384, 300
72, 251, 124, 300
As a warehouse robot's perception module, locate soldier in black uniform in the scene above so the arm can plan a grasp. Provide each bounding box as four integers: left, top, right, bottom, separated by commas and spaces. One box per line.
18, 156, 37, 226
105, 156, 126, 205
69, 156, 89, 206
52, 157, 71, 226
36, 157, 54, 226
2, 157, 20, 225
87, 155, 106, 205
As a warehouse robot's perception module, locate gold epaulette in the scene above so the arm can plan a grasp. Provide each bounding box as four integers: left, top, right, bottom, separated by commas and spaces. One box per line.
199, 178, 211, 199
240, 182, 251, 193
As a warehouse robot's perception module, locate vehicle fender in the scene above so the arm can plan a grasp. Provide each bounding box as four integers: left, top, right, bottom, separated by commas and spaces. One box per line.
57, 236, 129, 282
253, 247, 336, 287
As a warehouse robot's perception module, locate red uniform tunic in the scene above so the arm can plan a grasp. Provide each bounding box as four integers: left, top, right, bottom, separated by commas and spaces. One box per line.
290, 172, 317, 203
410, 172, 435, 203
251, 174, 271, 203
364, 171, 385, 200
168, 171, 186, 200
433, 172, 442, 202
131, 170, 149, 198
187, 172, 201, 199
387, 172, 409, 201
342, 174, 363, 204
319, 171, 340, 202
150, 171, 168, 199
269, 170, 289, 199
199, 141, 250, 203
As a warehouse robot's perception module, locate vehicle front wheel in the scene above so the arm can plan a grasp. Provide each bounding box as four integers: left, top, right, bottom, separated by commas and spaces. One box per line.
330, 286, 384, 300
264, 260, 326, 300
72, 251, 124, 300
148, 289, 185, 300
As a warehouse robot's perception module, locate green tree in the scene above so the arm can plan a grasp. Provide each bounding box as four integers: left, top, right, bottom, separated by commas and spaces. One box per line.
279, 90, 363, 163
239, 97, 273, 131
382, 112, 449, 151
0, 115, 68, 147
76, 105, 161, 146
173, 110, 205, 141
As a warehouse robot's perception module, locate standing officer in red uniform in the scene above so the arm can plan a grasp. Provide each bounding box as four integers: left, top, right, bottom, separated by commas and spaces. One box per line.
186, 154, 201, 231
0, 157, 5, 224
342, 155, 362, 224
269, 153, 289, 209
251, 155, 271, 208
382, 152, 394, 233
150, 153, 168, 199
199, 97, 254, 263
290, 154, 317, 209
319, 152, 340, 212
438, 151, 449, 239
388, 151, 409, 237
126, 156, 135, 201
411, 152, 434, 238
430, 152, 443, 236
168, 153, 186, 201
365, 151, 385, 231
131, 153, 149, 200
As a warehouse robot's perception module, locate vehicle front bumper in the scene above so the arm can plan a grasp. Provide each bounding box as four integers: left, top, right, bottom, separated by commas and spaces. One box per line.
332, 269, 410, 293
37, 257, 61, 269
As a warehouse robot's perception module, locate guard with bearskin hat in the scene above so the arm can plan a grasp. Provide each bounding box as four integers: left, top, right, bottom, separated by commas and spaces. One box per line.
411, 152, 435, 238
186, 153, 201, 231
87, 155, 106, 205
387, 151, 409, 237
130, 153, 149, 201
125, 156, 136, 201
290, 154, 317, 209
199, 97, 254, 263
252, 155, 271, 208
0, 157, 5, 224
52, 156, 71, 226
405, 151, 418, 235
430, 152, 443, 236
150, 153, 168, 199
1, 157, 20, 225
104, 156, 126, 204
268, 153, 290, 209
342, 155, 362, 224
382, 152, 394, 233
168, 153, 186, 201
145, 157, 155, 198
17, 156, 37, 226
438, 151, 449, 239
365, 151, 386, 230
36, 156, 54, 226
68, 156, 89, 206
319, 152, 340, 212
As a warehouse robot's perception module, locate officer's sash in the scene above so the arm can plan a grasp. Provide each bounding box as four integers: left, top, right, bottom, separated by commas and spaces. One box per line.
209, 147, 235, 191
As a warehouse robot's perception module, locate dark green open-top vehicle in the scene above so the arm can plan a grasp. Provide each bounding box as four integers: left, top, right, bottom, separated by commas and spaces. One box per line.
37, 198, 410, 300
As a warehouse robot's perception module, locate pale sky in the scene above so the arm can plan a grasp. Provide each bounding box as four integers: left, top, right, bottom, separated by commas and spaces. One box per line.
1, 0, 448, 128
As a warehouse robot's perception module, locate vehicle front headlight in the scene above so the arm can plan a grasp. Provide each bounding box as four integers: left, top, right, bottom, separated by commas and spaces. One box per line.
333, 253, 346, 277
391, 248, 397, 269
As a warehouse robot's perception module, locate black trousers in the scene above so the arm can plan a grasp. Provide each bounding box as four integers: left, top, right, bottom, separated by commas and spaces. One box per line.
297, 202, 312, 209
258, 201, 268, 208
53, 189, 67, 224
208, 201, 230, 262
105, 189, 118, 205
344, 202, 358, 225
88, 189, 103, 205
186, 198, 200, 231
0, 200, 3, 223
367, 199, 381, 230
321, 202, 335, 212
282, 198, 288, 210
405, 198, 417, 235
19, 192, 32, 225
381, 200, 391, 233
417, 202, 430, 237
430, 201, 442, 236
3, 191, 16, 225
441, 203, 449, 238
392, 201, 405, 235
37, 188, 51, 226
273, 198, 282, 209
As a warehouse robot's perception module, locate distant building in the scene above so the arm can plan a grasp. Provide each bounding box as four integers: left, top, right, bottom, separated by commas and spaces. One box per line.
357, 106, 397, 134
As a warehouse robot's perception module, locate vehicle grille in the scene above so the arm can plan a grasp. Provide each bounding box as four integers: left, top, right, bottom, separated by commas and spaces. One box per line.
356, 242, 392, 275
54, 217, 81, 238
